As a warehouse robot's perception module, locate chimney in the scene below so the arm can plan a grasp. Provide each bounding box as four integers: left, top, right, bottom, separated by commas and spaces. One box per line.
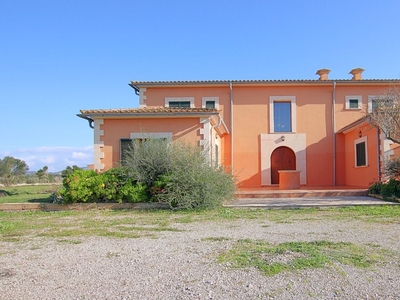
316, 68, 330, 80
349, 68, 364, 80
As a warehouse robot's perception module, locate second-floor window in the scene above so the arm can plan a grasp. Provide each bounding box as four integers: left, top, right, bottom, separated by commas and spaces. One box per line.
169, 101, 191, 108
269, 96, 296, 133
345, 95, 362, 109
273, 102, 291, 132
205, 101, 215, 109
165, 97, 194, 108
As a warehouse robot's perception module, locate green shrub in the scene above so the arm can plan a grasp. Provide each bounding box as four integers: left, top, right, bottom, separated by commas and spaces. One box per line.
122, 138, 172, 187
368, 182, 382, 195
381, 178, 400, 200
150, 141, 236, 210
58, 168, 148, 204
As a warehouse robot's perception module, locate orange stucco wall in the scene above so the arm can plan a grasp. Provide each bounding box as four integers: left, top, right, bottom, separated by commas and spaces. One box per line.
341, 124, 379, 187
99, 118, 202, 169
95, 81, 395, 187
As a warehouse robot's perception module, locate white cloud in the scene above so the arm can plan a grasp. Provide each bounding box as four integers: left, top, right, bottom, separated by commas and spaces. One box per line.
72, 151, 90, 159
1, 146, 93, 172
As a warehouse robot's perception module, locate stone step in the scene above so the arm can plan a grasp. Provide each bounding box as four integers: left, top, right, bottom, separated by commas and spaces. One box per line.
235, 189, 368, 199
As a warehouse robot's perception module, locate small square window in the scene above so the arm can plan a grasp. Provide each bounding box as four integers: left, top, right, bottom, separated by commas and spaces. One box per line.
205, 101, 215, 109
349, 99, 359, 108
345, 95, 362, 109
202, 97, 219, 109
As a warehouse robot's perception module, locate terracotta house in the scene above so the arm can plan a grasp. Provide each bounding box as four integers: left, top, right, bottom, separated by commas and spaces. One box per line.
78, 68, 400, 188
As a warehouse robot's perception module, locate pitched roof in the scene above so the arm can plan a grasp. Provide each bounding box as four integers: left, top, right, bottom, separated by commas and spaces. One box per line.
337, 117, 369, 134
130, 78, 400, 88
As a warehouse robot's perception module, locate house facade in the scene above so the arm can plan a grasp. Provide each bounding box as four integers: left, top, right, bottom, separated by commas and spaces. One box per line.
78, 68, 400, 188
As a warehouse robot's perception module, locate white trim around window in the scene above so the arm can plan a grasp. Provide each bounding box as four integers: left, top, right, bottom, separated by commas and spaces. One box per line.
202, 97, 219, 109
165, 97, 195, 108
129, 132, 173, 140
367, 95, 388, 113
269, 96, 296, 133
345, 95, 362, 109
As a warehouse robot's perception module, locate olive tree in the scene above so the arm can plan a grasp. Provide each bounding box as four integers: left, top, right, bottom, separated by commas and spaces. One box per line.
0, 156, 29, 186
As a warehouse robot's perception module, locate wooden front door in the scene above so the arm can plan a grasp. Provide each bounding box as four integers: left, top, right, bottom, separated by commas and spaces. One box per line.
271, 146, 296, 184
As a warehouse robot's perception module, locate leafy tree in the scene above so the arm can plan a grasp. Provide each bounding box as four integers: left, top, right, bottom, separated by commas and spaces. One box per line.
0, 156, 29, 186
366, 86, 400, 144
36, 166, 49, 183
61, 165, 81, 178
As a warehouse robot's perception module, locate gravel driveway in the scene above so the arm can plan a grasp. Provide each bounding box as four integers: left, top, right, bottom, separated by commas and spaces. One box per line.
1, 217, 400, 299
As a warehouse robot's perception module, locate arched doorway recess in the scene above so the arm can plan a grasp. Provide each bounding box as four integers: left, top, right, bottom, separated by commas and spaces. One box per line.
270, 146, 296, 184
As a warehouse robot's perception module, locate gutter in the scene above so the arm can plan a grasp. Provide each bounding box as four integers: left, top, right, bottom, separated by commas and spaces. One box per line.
129, 83, 140, 95
77, 112, 219, 118
230, 82, 234, 173
332, 81, 336, 186
77, 114, 94, 129
377, 128, 381, 181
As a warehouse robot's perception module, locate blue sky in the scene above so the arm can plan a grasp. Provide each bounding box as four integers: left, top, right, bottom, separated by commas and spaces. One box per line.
1, 0, 400, 172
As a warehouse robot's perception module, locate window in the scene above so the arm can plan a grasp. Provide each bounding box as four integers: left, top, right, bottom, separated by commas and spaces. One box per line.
269, 96, 296, 133
345, 96, 362, 109
120, 132, 173, 164
165, 97, 194, 108
205, 101, 215, 109
120, 138, 133, 163
273, 102, 291, 132
202, 97, 219, 109
354, 136, 368, 167
169, 101, 190, 108
368, 95, 384, 113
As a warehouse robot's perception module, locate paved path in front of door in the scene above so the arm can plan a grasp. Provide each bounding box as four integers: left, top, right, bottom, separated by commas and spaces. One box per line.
224, 195, 399, 209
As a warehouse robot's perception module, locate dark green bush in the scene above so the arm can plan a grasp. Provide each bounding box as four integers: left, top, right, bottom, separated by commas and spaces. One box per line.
57, 168, 147, 204
381, 178, 400, 200
368, 182, 382, 195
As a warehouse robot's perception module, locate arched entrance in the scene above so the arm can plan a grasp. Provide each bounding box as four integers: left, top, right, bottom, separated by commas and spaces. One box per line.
270, 146, 296, 184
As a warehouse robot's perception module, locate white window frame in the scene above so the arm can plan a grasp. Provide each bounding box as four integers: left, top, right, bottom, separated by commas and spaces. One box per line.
367, 94, 395, 113
269, 96, 296, 133
165, 97, 194, 108
354, 136, 368, 167
345, 95, 362, 109
202, 97, 219, 109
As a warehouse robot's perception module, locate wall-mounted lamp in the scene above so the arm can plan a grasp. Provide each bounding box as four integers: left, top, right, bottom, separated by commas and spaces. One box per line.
358, 131, 362, 138
281, 135, 285, 141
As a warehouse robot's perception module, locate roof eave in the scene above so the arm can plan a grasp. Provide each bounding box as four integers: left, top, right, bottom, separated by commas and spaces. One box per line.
77, 112, 219, 119
130, 79, 400, 88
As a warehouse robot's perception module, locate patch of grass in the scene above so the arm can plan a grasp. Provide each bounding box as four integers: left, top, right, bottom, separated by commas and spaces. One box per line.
57, 239, 82, 244
218, 239, 386, 276
201, 237, 231, 242
0, 185, 59, 203
1, 206, 400, 242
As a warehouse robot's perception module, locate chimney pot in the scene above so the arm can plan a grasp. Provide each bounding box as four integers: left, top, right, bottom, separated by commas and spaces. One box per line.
349, 68, 365, 80
316, 68, 331, 80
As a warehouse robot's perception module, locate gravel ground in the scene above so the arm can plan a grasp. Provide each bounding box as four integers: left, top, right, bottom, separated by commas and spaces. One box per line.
1, 218, 400, 299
